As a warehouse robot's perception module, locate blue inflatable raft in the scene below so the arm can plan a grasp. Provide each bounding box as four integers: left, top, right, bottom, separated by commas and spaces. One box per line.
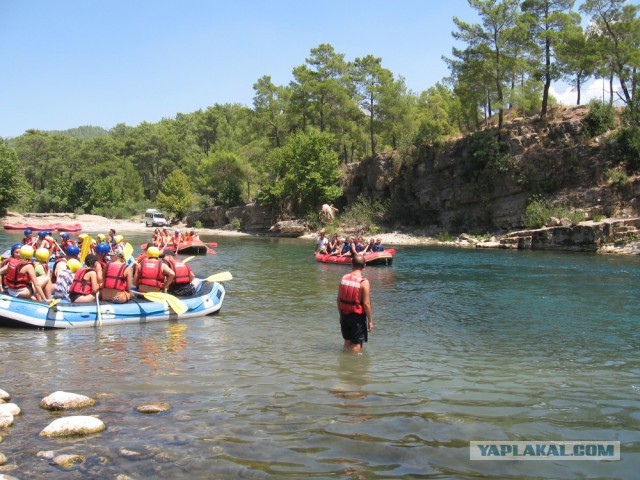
0, 281, 225, 329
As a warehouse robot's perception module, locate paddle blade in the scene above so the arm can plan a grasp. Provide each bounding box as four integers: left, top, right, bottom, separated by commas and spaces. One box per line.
207, 242, 218, 248
206, 247, 217, 255
142, 291, 188, 315
49, 298, 61, 308
183, 256, 195, 263
123, 242, 134, 261
205, 271, 232, 282
79, 235, 92, 263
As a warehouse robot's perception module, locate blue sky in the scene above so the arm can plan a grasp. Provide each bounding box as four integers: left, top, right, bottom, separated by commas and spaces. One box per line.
0, 0, 599, 138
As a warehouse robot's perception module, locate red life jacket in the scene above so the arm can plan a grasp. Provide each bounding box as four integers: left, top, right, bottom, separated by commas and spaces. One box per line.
103, 262, 128, 291
137, 259, 164, 288
338, 273, 366, 315
164, 257, 191, 284
23, 237, 37, 247
51, 257, 67, 284
4, 258, 31, 289
69, 267, 95, 296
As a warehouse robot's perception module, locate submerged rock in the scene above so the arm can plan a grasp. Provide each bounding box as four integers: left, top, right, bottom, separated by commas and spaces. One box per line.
40, 416, 105, 438
53, 454, 85, 469
0, 413, 13, 429
40, 391, 96, 411
36, 450, 56, 459
0, 405, 20, 417
135, 403, 171, 414
0, 453, 7, 465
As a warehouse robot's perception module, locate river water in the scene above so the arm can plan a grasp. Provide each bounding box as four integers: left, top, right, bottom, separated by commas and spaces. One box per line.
1, 233, 638, 479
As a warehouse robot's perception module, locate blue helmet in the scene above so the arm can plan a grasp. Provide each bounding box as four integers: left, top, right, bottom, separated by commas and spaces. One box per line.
11, 243, 22, 253
24, 229, 32, 235
65, 244, 80, 257
38, 231, 47, 237
96, 242, 110, 254
60, 233, 70, 239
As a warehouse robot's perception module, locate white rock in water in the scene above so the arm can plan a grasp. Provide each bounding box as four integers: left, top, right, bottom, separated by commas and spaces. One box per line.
0, 452, 7, 465
40, 391, 96, 411
0, 405, 19, 417
53, 454, 85, 468
39, 416, 105, 438
0, 474, 20, 480
0, 390, 9, 402
36, 451, 56, 459
0, 413, 13, 429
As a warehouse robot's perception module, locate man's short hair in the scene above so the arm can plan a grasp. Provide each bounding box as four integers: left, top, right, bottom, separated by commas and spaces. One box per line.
352, 254, 365, 269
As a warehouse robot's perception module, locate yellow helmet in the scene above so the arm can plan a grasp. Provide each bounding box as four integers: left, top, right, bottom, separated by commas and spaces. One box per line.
35, 248, 50, 262
146, 246, 160, 258
97, 234, 105, 241
78, 233, 88, 240
115, 235, 124, 243
67, 258, 81, 272
20, 245, 34, 260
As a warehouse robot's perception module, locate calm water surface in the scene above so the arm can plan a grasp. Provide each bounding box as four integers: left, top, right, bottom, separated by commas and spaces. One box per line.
1, 232, 639, 479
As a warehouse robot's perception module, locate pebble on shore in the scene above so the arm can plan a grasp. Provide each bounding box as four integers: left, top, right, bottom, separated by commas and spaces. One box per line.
39, 416, 106, 438
40, 391, 96, 411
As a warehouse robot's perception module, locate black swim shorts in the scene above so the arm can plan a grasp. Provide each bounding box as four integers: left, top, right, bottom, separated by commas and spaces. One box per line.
340, 312, 368, 345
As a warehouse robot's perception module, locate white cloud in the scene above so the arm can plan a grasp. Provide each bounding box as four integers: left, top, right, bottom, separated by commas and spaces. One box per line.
550, 79, 622, 106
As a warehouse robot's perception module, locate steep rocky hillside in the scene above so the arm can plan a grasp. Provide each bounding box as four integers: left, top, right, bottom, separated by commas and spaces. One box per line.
342, 106, 639, 234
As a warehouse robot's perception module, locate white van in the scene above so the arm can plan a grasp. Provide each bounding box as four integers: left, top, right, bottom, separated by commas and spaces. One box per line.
144, 209, 168, 227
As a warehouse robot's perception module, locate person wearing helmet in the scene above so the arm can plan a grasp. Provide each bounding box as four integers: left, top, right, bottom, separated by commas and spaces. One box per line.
0, 243, 26, 293
53, 258, 81, 301
0, 245, 49, 301
51, 244, 80, 285
100, 250, 133, 304
34, 248, 54, 300
133, 246, 175, 293
22, 229, 37, 247
94, 242, 111, 285
59, 232, 76, 254
97, 233, 106, 243
111, 235, 125, 256
69, 254, 99, 303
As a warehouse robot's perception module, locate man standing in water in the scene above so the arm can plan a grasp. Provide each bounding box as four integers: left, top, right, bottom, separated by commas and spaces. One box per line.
337, 254, 373, 353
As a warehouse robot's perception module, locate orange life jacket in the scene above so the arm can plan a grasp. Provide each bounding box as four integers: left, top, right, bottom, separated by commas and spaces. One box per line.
4, 258, 31, 289
103, 262, 128, 291
69, 267, 95, 296
164, 257, 191, 284
137, 259, 164, 288
338, 273, 366, 315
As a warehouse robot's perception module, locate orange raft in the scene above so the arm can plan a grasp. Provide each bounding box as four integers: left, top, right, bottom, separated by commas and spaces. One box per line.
314, 249, 395, 266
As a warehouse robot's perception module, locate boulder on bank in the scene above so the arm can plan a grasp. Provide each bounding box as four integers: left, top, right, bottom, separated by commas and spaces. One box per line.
40, 391, 96, 411
269, 219, 307, 237
39, 416, 105, 438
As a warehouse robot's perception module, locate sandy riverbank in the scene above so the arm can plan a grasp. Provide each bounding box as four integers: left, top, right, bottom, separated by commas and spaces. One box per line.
2, 212, 440, 246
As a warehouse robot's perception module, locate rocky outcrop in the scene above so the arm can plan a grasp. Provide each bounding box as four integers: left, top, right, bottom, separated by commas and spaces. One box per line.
185, 202, 278, 232
341, 107, 639, 234
475, 217, 640, 252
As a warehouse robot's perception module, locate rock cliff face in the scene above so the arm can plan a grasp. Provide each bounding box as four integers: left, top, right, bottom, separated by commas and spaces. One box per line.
342, 106, 639, 234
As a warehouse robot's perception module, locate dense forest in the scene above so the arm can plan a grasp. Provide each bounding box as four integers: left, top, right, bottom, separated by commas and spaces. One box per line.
1, 0, 638, 228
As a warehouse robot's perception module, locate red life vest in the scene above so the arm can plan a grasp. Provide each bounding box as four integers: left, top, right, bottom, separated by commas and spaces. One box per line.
51, 257, 67, 284
103, 262, 128, 291
338, 273, 367, 315
69, 267, 95, 296
4, 258, 31, 289
137, 259, 164, 288
22, 237, 37, 247
164, 257, 191, 284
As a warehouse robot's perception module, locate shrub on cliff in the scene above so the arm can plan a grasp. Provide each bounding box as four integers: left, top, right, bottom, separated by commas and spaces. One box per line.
582, 100, 615, 139
615, 126, 640, 173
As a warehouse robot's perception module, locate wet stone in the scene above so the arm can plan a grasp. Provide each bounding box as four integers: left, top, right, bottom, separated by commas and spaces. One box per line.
0, 405, 20, 417
0, 390, 10, 402
40, 416, 105, 438
40, 391, 96, 411
0, 413, 13, 429
135, 403, 171, 414
53, 454, 86, 469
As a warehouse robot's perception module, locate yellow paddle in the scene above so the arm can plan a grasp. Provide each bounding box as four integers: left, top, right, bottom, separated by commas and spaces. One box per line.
205, 271, 232, 282
133, 290, 188, 315
48, 298, 61, 308
183, 256, 195, 263
123, 242, 134, 261
79, 235, 92, 263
